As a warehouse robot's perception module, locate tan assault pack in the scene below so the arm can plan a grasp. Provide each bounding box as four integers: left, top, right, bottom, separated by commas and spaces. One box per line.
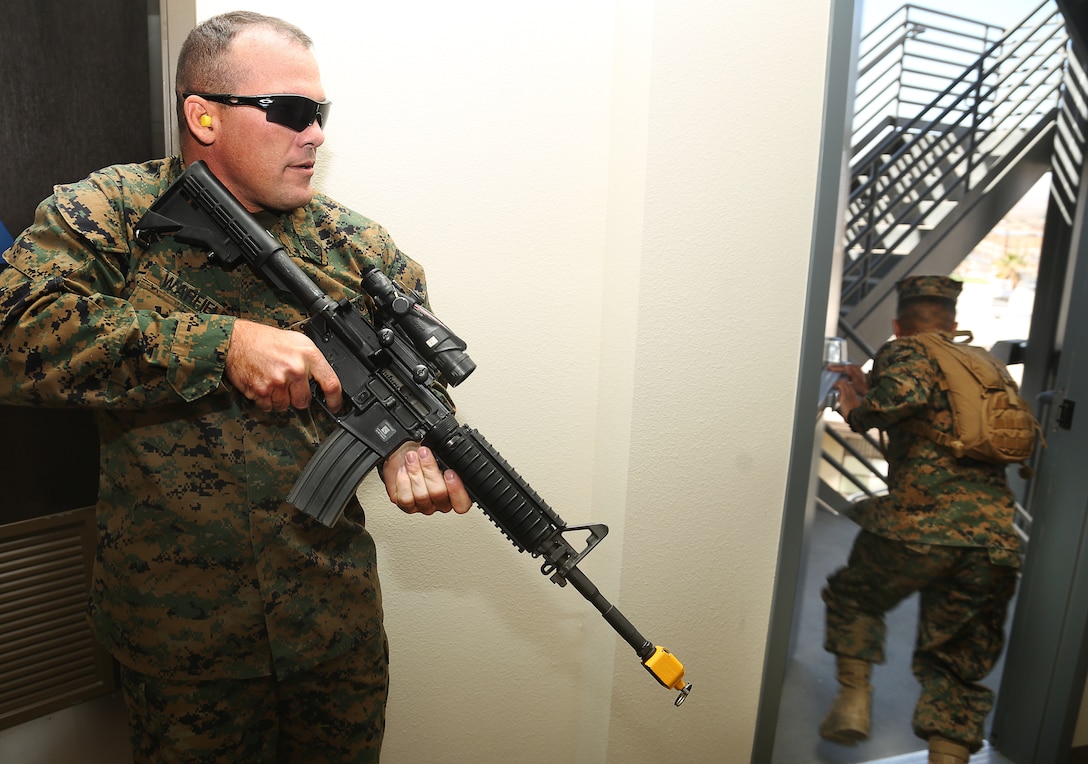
903, 331, 1041, 465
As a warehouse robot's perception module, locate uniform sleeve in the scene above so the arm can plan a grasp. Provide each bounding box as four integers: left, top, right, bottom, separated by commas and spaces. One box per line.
847, 339, 937, 433
0, 177, 234, 409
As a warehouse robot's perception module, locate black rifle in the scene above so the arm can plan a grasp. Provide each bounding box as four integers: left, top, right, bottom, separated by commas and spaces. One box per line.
136, 160, 691, 705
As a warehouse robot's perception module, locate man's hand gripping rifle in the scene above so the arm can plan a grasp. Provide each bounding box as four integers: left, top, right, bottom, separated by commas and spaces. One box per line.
136, 160, 692, 705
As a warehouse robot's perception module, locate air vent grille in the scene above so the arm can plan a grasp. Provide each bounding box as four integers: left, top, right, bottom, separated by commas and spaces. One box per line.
0, 507, 115, 730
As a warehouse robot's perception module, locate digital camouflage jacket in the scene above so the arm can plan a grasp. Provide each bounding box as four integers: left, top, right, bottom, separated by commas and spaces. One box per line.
0, 157, 431, 680
845, 332, 1021, 557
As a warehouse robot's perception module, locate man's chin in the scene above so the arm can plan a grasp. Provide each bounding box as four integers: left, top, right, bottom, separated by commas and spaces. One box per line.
266, 189, 314, 214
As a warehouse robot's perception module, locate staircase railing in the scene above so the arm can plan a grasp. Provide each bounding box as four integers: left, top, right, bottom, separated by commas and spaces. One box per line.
853, 5, 1004, 166
819, 2, 1072, 531
841, 1, 1066, 314
1050, 39, 1088, 224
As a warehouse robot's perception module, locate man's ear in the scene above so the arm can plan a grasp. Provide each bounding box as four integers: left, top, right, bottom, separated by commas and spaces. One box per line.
183, 96, 215, 143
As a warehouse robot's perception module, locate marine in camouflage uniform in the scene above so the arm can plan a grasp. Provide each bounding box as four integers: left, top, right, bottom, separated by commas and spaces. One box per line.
0, 12, 471, 763
0, 155, 418, 759
821, 275, 1020, 761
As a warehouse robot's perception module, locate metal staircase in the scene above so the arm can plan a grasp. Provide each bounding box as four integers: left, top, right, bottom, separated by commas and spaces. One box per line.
817, 0, 1088, 520
838, 1, 1069, 360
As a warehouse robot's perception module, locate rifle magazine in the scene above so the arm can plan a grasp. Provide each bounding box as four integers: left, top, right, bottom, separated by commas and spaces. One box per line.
288, 427, 383, 527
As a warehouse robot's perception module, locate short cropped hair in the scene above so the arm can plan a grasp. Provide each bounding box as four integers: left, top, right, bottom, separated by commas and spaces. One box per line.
897, 297, 956, 334
175, 11, 313, 133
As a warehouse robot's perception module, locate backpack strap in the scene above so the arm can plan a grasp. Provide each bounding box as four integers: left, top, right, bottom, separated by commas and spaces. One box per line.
897, 331, 968, 457
900, 416, 967, 457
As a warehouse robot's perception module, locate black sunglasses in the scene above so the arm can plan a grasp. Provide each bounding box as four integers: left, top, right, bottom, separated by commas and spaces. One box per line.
184, 93, 331, 132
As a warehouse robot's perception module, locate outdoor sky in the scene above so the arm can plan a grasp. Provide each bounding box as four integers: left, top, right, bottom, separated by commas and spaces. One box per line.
860, 0, 1043, 32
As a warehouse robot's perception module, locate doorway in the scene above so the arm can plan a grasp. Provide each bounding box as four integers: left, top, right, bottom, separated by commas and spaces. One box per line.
753, 0, 1088, 761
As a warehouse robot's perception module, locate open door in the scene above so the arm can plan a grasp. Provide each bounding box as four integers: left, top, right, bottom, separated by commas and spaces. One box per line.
990, 174, 1088, 762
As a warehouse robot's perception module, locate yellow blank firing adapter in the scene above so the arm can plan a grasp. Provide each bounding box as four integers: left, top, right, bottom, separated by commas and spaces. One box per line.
643, 646, 692, 706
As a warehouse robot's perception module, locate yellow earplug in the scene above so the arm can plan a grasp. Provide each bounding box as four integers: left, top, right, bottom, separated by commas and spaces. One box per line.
199, 114, 212, 127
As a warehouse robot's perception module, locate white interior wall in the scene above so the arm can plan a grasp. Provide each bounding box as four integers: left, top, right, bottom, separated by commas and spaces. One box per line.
188, 1, 834, 761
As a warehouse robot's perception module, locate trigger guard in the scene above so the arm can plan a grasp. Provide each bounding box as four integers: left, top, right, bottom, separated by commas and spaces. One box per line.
310, 380, 335, 417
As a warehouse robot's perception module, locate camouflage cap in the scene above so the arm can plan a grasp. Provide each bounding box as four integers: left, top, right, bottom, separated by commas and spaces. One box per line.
896, 275, 962, 307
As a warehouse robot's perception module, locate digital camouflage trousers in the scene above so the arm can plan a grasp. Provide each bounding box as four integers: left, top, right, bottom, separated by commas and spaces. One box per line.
822, 529, 1018, 752
120, 631, 389, 763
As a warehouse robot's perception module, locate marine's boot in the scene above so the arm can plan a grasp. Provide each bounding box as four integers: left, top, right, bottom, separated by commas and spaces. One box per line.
818, 656, 872, 744
928, 736, 970, 763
